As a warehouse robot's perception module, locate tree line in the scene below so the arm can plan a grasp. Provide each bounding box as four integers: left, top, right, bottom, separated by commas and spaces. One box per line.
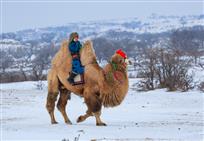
0, 27, 204, 92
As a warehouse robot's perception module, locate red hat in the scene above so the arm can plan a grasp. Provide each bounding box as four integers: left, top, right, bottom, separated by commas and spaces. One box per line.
116, 49, 127, 59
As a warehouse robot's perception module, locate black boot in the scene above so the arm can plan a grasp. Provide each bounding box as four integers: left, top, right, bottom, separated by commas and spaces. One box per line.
67, 72, 77, 84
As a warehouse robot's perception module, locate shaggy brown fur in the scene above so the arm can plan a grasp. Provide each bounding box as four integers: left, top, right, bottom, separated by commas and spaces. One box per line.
46, 40, 129, 126
81, 41, 129, 107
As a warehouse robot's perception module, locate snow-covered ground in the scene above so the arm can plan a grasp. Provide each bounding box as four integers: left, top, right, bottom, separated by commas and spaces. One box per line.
1, 79, 203, 141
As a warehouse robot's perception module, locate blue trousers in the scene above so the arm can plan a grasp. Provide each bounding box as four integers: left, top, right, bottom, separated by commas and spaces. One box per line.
72, 58, 84, 74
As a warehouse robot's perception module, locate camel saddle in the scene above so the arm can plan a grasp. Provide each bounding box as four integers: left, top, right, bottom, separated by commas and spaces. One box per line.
73, 74, 84, 85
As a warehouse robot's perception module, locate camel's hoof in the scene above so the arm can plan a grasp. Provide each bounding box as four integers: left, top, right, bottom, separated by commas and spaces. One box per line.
96, 123, 107, 126
65, 120, 72, 125
51, 121, 58, 124
77, 115, 85, 123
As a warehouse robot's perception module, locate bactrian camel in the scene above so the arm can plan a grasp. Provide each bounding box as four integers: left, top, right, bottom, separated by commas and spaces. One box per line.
46, 40, 130, 126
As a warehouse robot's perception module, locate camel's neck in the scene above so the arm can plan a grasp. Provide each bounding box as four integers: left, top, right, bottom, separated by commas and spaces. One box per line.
104, 61, 128, 82
102, 62, 129, 108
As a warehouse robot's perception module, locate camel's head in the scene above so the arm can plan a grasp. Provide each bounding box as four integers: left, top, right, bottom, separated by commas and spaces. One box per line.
80, 40, 97, 66
110, 49, 132, 68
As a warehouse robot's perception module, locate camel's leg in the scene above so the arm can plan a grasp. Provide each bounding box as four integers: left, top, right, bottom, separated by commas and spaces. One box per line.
77, 109, 93, 123
93, 111, 107, 126
77, 109, 106, 126
46, 70, 59, 124
77, 89, 92, 123
57, 87, 72, 125
46, 92, 59, 124
80, 90, 106, 126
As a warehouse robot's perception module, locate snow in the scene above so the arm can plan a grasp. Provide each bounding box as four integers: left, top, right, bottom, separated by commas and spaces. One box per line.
1, 79, 203, 141
0, 81, 47, 91
0, 39, 30, 51
30, 55, 36, 61
188, 65, 204, 86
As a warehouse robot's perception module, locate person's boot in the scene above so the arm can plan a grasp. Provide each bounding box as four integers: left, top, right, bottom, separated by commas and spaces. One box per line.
67, 72, 77, 84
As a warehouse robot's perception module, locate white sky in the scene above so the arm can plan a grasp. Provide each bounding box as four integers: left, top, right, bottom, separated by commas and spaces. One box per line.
1, 0, 204, 33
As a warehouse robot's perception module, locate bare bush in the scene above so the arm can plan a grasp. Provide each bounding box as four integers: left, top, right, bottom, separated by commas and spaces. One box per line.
198, 81, 204, 92
137, 48, 193, 91
0, 71, 33, 83
34, 81, 46, 90
0, 51, 14, 73
135, 79, 156, 91
170, 27, 204, 64
31, 45, 54, 80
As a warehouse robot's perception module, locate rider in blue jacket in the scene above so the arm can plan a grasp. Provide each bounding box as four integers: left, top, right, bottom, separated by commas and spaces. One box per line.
67, 32, 84, 84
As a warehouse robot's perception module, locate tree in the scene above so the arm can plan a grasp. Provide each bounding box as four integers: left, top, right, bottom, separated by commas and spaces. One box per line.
0, 51, 14, 73
137, 47, 193, 91
170, 28, 203, 64
31, 45, 54, 80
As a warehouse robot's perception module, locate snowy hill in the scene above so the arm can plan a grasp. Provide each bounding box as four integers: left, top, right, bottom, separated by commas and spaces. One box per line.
1, 14, 203, 45
0, 14, 203, 84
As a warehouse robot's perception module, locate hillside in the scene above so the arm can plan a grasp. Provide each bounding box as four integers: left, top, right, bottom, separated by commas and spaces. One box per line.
1, 14, 204, 45
0, 14, 204, 83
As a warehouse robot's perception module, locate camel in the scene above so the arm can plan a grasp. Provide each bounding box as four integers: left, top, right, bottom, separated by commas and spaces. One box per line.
46, 40, 130, 126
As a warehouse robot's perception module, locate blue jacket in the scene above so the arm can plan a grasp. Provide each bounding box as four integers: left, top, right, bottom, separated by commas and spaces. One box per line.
69, 41, 82, 54
69, 41, 84, 74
